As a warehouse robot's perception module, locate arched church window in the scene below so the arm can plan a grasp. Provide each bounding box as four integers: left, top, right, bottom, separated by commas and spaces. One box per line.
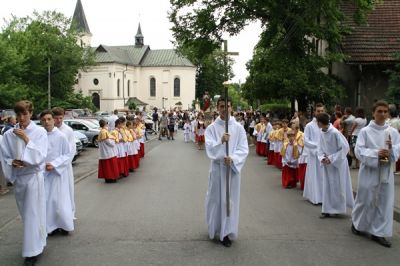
150, 77, 156, 97
117, 79, 120, 97
174, 77, 180, 97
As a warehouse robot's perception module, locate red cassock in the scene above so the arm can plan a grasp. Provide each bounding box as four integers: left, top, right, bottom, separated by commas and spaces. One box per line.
297, 163, 307, 190
275, 153, 283, 169
118, 156, 129, 177
256, 141, 261, 155
282, 165, 298, 188
133, 154, 140, 169
267, 150, 275, 165
139, 143, 145, 158
259, 143, 267, 156
98, 156, 120, 180
128, 155, 136, 171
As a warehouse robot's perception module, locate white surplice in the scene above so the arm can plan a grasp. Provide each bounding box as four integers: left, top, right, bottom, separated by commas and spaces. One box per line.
303, 118, 324, 204
58, 123, 76, 218
318, 125, 354, 214
44, 128, 74, 233
0, 121, 48, 257
205, 116, 249, 241
352, 121, 400, 237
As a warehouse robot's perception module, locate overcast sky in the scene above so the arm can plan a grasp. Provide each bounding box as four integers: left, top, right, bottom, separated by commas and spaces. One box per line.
0, 0, 262, 83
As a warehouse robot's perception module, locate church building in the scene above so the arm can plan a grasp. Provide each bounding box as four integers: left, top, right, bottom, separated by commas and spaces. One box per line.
72, 0, 196, 112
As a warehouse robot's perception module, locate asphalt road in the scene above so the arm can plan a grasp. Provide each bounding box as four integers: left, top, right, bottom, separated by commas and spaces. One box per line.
1, 131, 400, 265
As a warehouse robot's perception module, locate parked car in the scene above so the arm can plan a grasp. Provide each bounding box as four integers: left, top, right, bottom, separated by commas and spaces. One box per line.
74, 135, 83, 162
73, 131, 89, 148
64, 119, 100, 148
32, 120, 83, 161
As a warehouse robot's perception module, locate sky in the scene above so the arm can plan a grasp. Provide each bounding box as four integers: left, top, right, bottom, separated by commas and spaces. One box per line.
0, 0, 263, 84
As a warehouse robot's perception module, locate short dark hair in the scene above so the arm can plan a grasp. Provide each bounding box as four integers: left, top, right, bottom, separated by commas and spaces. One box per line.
344, 107, 353, 115
316, 113, 330, 126
372, 100, 389, 112
335, 111, 342, 118
99, 119, 107, 128
113, 109, 118, 115
216, 96, 232, 107
51, 107, 65, 116
389, 104, 398, 118
282, 119, 289, 124
315, 103, 324, 109
40, 109, 54, 118
14, 100, 33, 114
355, 107, 365, 118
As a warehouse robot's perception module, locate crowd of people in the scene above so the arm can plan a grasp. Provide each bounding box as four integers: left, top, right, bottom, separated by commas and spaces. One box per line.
251, 101, 400, 248
97, 110, 146, 183
0, 102, 78, 265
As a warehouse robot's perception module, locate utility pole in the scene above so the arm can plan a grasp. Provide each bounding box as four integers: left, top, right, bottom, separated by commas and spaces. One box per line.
48, 59, 51, 109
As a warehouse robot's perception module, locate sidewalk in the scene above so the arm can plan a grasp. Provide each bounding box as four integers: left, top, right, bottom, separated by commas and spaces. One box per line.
349, 169, 400, 222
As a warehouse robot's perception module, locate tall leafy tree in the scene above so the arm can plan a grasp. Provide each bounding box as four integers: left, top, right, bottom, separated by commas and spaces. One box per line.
169, 0, 380, 111
0, 11, 94, 111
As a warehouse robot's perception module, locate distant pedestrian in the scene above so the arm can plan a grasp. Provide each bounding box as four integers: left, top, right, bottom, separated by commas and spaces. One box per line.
1, 116, 16, 135
183, 119, 191, 143
168, 112, 176, 140
152, 109, 159, 131
108, 110, 119, 132
351, 100, 400, 248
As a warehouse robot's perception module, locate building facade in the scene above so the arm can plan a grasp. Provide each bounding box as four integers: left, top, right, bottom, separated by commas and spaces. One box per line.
72, 0, 196, 112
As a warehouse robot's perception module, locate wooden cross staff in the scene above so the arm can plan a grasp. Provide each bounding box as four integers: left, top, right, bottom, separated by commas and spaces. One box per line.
222, 40, 238, 217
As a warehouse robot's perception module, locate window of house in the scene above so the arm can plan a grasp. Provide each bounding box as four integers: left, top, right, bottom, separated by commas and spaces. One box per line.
127, 80, 131, 97
117, 79, 120, 97
174, 77, 180, 97
150, 77, 156, 97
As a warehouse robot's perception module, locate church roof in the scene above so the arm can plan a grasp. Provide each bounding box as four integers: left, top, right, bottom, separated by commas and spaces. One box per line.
72, 0, 91, 34
341, 0, 400, 64
93, 45, 195, 67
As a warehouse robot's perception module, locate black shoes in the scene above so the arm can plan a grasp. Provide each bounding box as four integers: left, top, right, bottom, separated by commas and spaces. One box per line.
48, 228, 70, 236
24, 255, 39, 266
371, 235, 391, 248
220, 236, 232, 247
351, 224, 361, 235
319, 213, 331, 219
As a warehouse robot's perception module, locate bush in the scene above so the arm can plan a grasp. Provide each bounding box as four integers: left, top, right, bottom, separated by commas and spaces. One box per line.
258, 103, 290, 113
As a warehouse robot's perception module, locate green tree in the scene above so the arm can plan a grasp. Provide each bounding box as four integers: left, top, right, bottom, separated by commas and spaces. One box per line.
0, 11, 94, 110
169, 0, 380, 111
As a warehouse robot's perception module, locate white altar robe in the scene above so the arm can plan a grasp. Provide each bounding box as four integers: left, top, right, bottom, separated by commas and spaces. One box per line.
58, 123, 76, 218
205, 117, 249, 241
303, 118, 324, 204
44, 128, 74, 233
318, 125, 354, 214
352, 121, 400, 237
0, 121, 48, 257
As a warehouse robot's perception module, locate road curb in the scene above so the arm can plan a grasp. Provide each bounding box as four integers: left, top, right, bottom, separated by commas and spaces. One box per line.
74, 169, 98, 184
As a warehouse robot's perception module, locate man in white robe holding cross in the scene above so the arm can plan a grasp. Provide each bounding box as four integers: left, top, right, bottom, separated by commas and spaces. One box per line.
205, 96, 248, 247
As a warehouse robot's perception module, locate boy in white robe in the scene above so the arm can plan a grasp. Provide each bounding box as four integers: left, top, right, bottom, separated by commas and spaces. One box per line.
52, 107, 77, 219
316, 113, 354, 219
352, 100, 400, 248
205, 97, 249, 247
183, 119, 191, 143
303, 103, 325, 204
40, 110, 74, 235
0, 101, 47, 265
